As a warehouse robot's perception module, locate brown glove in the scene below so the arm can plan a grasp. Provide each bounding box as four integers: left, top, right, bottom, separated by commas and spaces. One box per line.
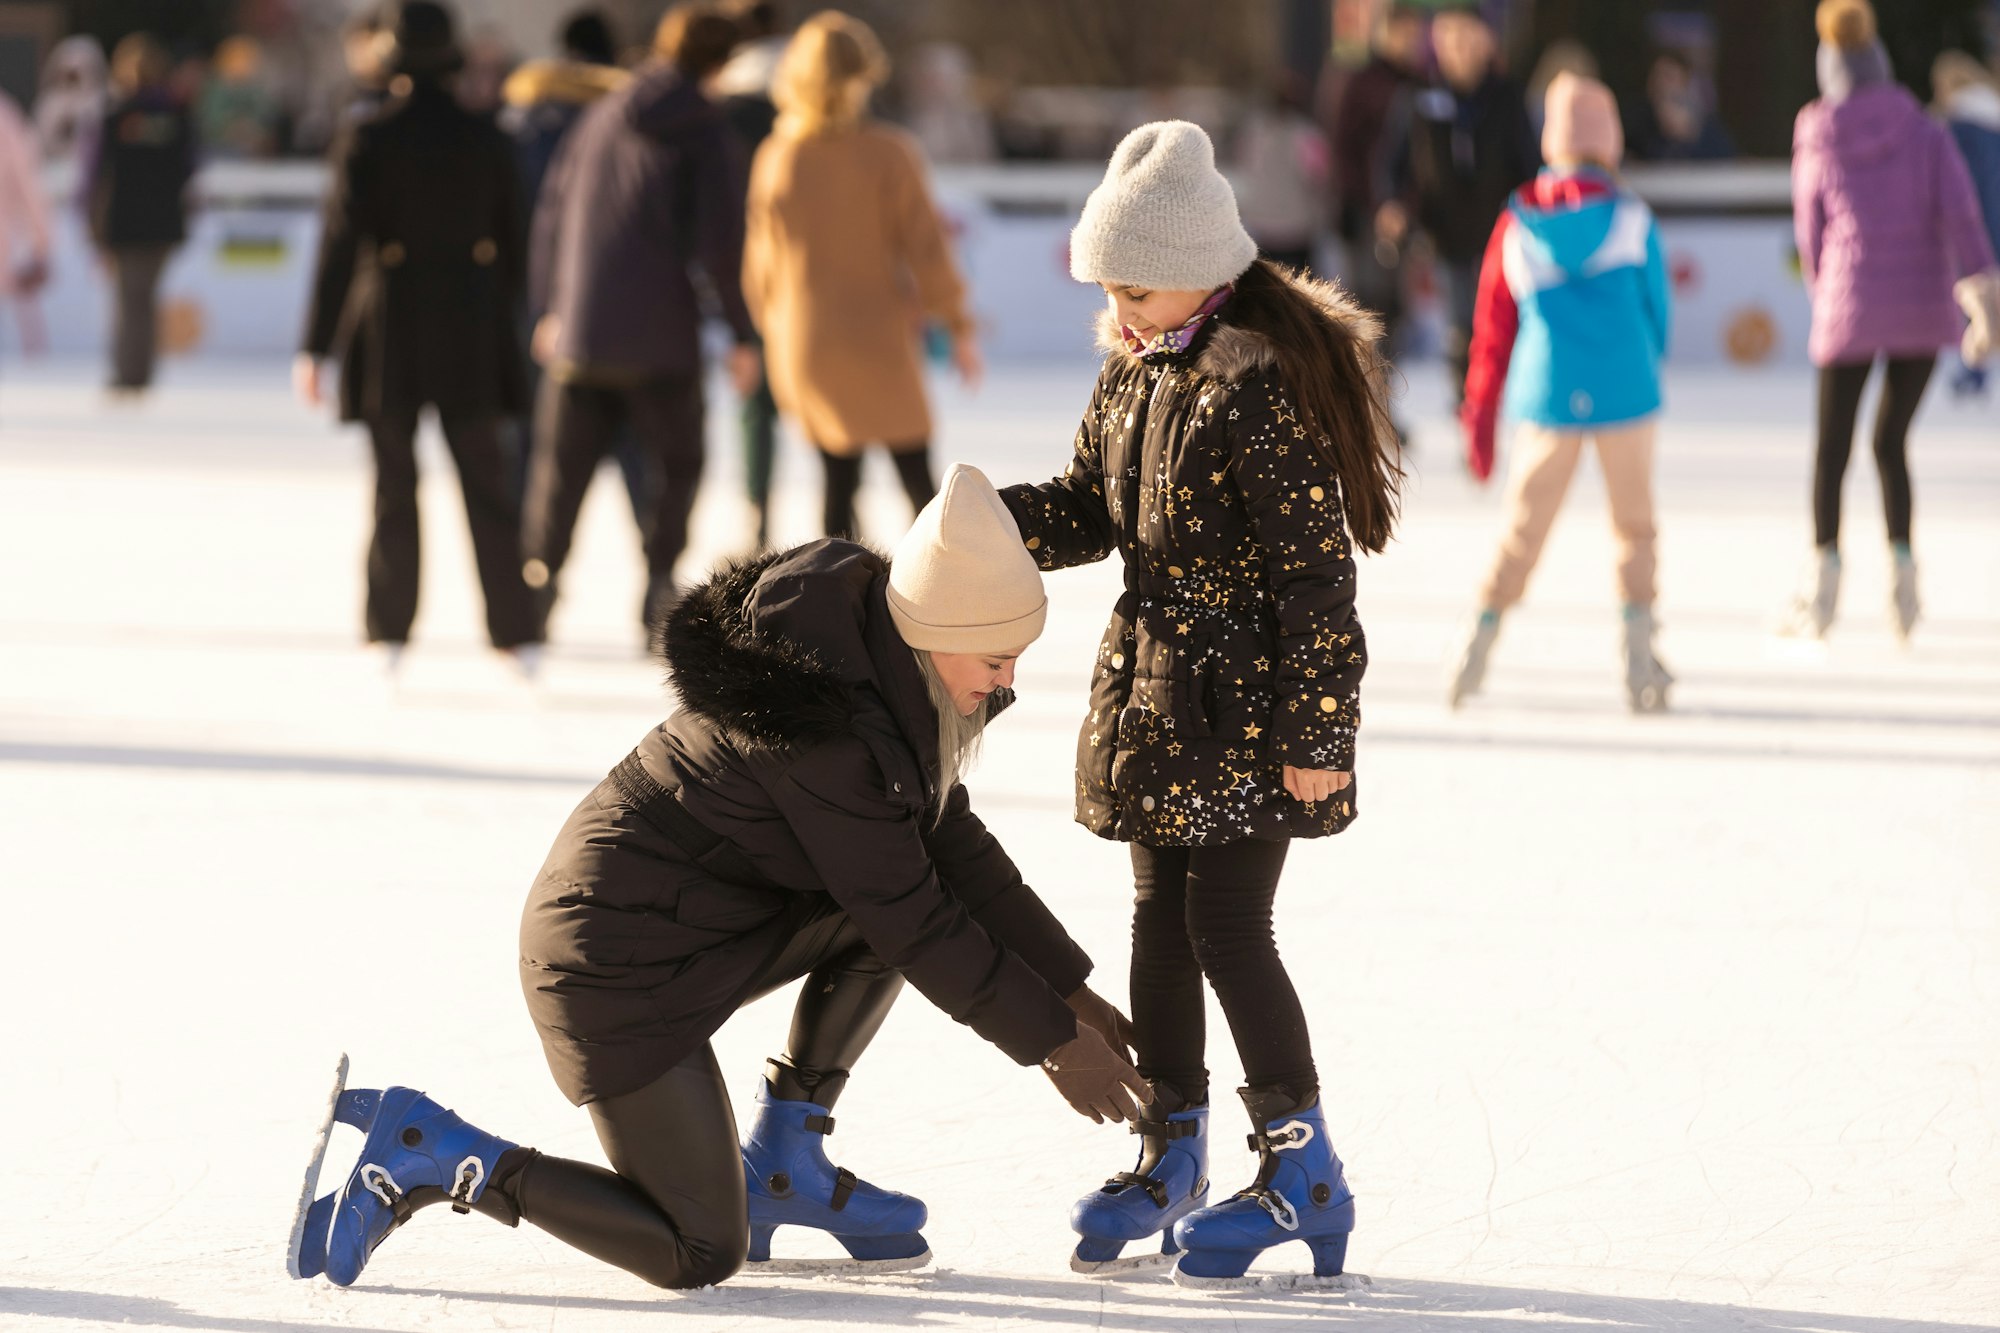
1066, 984, 1136, 1063
1042, 1022, 1149, 1125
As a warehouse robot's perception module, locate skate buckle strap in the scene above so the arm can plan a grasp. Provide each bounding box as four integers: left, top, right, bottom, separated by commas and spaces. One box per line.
803, 1113, 836, 1135
1107, 1170, 1170, 1209
1247, 1186, 1300, 1232
1131, 1117, 1199, 1141
1247, 1118, 1315, 1153
360, 1163, 404, 1209
448, 1155, 486, 1215
829, 1167, 857, 1212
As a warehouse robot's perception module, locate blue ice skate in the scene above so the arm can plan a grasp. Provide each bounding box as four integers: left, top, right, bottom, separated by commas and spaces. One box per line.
286, 1055, 518, 1286
1069, 1102, 1209, 1274
1170, 1091, 1359, 1290
740, 1079, 930, 1273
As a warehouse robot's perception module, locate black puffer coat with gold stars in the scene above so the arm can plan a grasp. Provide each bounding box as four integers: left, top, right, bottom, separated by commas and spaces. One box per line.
999, 272, 1371, 846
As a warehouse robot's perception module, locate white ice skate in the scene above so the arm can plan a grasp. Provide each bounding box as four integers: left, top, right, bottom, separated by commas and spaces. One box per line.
1622, 607, 1673, 714
1445, 612, 1501, 709
1778, 547, 1840, 639
1890, 546, 1919, 642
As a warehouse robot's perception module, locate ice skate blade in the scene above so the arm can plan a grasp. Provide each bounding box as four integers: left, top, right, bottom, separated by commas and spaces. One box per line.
1070, 1248, 1177, 1277
286, 1053, 350, 1279
1172, 1267, 1372, 1293
741, 1248, 933, 1276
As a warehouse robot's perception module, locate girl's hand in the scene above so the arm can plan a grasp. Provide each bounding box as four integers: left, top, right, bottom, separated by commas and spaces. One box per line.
1283, 765, 1352, 804
952, 331, 984, 390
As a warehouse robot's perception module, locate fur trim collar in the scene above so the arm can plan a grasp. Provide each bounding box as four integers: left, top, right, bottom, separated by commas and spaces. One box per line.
657, 550, 856, 750
1093, 267, 1381, 384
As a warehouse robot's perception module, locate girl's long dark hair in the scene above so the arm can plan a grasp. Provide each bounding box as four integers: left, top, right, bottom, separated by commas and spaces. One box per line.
1223, 259, 1404, 553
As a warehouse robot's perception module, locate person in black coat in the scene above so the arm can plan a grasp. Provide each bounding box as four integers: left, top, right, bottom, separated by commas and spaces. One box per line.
85, 32, 195, 394
288, 467, 1146, 1290
524, 3, 763, 634
295, 1, 540, 664
1382, 6, 1538, 408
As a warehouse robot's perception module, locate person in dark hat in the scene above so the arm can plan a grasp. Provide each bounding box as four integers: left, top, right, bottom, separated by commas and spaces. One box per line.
295, 0, 542, 674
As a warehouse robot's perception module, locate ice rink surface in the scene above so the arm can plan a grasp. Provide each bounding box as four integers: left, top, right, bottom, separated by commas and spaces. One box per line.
1, 356, 1996, 1333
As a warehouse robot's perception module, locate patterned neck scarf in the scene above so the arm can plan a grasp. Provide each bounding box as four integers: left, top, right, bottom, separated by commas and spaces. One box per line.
1123, 284, 1234, 358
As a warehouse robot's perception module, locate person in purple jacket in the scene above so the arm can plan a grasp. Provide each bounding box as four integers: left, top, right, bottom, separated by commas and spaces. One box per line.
1786, 0, 1998, 642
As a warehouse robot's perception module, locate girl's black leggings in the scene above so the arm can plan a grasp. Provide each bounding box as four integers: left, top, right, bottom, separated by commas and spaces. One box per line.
819, 445, 936, 539
468, 905, 902, 1289
1815, 354, 1935, 548
1128, 838, 1316, 1107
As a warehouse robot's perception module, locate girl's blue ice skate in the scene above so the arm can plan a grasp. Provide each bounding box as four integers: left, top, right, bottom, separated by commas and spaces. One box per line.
286, 1056, 518, 1287
1171, 1089, 1363, 1290
740, 1078, 931, 1273
1069, 1100, 1209, 1274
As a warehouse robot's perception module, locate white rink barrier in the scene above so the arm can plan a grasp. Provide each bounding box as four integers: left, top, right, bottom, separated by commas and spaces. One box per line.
10, 159, 1810, 367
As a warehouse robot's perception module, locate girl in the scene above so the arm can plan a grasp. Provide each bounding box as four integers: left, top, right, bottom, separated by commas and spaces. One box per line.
286, 467, 1145, 1289
1445, 72, 1675, 714
998, 120, 1402, 1286
742, 11, 982, 544
1787, 0, 1996, 640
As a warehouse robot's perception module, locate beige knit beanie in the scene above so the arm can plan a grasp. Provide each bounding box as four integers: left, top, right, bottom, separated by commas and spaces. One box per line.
887, 463, 1047, 653
1070, 120, 1258, 292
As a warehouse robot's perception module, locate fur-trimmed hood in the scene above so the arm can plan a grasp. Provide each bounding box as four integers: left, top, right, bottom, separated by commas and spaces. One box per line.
658, 546, 863, 751
658, 539, 1014, 758
1093, 266, 1382, 384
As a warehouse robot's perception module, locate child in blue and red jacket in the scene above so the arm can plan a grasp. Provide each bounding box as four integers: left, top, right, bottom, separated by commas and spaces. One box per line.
1447, 72, 1675, 714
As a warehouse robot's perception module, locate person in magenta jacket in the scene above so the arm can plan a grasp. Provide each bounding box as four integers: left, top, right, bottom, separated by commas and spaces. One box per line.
1786, 0, 1997, 642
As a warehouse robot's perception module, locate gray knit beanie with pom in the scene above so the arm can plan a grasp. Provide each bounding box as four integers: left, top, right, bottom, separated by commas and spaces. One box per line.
1070, 120, 1258, 291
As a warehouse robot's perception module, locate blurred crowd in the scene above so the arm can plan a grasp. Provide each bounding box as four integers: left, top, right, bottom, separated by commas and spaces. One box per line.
0, 0, 1996, 675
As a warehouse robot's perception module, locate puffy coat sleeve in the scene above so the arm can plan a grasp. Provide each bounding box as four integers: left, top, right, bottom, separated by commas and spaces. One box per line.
769, 739, 1080, 1065
1460, 209, 1518, 482
885, 129, 972, 338
922, 784, 1091, 998
999, 366, 1118, 569
1229, 371, 1366, 773
302, 125, 372, 358
1792, 110, 1825, 294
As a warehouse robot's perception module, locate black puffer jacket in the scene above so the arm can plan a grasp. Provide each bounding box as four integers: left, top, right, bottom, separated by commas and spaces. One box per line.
519, 540, 1089, 1105
999, 271, 1371, 847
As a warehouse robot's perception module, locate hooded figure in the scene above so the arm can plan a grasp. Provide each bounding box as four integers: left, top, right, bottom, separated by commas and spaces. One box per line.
1785, 0, 1998, 642
284, 466, 1145, 1293
1448, 73, 1676, 716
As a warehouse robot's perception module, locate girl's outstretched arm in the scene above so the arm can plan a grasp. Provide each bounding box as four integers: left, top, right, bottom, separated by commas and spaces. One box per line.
998, 371, 1118, 569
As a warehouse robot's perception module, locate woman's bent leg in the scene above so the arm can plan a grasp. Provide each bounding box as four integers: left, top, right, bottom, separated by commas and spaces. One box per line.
1129, 843, 1208, 1105
492, 1048, 748, 1289
1181, 839, 1314, 1096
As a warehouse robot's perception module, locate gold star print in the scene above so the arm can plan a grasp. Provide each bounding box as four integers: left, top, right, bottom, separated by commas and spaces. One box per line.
1167, 741, 1184, 756
1176, 622, 1191, 636
1227, 768, 1256, 794
1320, 538, 1335, 552
1279, 503, 1292, 515
1188, 518, 1202, 531
1244, 723, 1263, 739
1253, 657, 1270, 671
1178, 487, 1193, 502
1168, 783, 1183, 796
1210, 471, 1226, 486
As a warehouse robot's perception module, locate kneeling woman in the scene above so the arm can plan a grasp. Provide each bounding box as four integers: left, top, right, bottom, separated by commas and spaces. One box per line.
288, 465, 1147, 1289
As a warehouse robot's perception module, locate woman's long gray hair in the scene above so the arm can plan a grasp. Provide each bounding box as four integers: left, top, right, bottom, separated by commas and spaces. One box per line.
914, 650, 987, 816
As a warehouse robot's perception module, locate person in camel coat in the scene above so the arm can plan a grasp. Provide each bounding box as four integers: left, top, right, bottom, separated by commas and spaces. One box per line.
742, 9, 981, 541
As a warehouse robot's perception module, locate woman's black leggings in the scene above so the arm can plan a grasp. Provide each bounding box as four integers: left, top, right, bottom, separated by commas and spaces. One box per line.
1128, 838, 1316, 1108
820, 444, 936, 539
474, 905, 903, 1288
1815, 354, 1935, 548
